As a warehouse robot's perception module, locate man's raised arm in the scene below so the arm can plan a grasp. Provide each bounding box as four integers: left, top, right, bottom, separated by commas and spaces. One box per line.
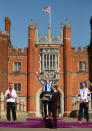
35, 72, 45, 85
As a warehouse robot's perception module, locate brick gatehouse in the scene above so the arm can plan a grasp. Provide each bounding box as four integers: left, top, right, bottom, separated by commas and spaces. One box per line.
0, 16, 92, 118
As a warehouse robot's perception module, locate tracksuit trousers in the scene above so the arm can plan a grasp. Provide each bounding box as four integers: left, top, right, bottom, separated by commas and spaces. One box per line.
78, 102, 89, 121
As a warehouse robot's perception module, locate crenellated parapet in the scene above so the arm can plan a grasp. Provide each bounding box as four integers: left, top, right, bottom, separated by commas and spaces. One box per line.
71, 46, 88, 55
8, 47, 27, 56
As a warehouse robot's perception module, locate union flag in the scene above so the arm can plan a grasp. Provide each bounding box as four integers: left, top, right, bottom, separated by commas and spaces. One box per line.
42, 6, 50, 13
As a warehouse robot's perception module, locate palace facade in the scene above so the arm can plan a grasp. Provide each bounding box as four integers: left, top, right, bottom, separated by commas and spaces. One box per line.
0, 16, 92, 117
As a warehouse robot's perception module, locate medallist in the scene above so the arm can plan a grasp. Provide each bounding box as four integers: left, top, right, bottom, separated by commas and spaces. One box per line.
5, 82, 17, 122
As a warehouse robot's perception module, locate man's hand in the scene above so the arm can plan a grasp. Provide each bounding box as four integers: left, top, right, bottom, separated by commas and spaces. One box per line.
80, 99, 84, 103
35, 72, 38, 75
35, 72, 40, 77
10, 95, 12, 98
80, 99, 86, 103
7, 93, 10, 97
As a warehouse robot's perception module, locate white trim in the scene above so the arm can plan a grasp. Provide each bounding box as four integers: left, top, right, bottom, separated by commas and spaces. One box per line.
64, 111, 71, 113
13, 61, 22, 72
78, 60, 87, 71
13, 82, 22, 94
36, 88, 42, 117
58, 88, 64, 116
28, 111, 36, 113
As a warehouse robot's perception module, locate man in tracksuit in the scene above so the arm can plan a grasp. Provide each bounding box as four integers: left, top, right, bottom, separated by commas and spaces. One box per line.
78, 82, 90, 123
37, 72, 56, 118
5, 82, 17, 122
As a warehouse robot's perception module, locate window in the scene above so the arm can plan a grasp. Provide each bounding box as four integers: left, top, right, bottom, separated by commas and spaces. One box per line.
14, 62, 21, 72
40, 48, 59, 71
79, 61, 86, 71
14, 83, 21, 93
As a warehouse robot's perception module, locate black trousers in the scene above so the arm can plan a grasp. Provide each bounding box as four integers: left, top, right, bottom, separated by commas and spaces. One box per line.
7, 102, 16, 121
52, 108, 57, 128
78, 102, 89, 121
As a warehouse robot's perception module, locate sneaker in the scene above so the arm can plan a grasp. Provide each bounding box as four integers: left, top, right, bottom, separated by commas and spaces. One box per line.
87, 120, 90, 123
46, 116, 49, 119
43, 116, 48, 120
14, 121, 16, 123
7, 121, 10, 122
78, 120, 82, 123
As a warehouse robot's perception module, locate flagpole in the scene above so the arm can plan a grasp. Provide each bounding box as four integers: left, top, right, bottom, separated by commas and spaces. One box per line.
48, 6, 51, 43
49, 6, 51, 29
42, 6, 51, 43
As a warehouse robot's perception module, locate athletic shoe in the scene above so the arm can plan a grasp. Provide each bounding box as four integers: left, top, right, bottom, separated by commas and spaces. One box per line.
87, 120, 90, 123
78, 120, 82, 123
7, 121, 10, 122
46, 116, 49, 119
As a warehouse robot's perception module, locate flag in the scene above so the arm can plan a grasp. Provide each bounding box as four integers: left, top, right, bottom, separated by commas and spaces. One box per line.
42, 6, 50, 13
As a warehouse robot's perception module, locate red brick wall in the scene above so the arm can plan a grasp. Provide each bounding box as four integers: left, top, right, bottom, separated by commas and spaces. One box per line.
8, 47, 28, 110
8, 56, 27, 93
0, 38, 8, 93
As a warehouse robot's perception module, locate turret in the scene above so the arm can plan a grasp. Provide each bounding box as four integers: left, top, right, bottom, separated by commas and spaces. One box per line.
64, 18, 71, 49
63, 18, 72, 116
5, 17, 11, 40
35, 24, 38, 44
60, 23, 63, 42
28, 19, 35, 44
90, 16, 92, 47
63, 18, 71, 70
28, 19, 39, 117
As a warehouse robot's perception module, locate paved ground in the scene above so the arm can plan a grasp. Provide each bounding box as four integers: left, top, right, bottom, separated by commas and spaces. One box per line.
0, 116, 92, 122
63, 117, 92, 122
0, 117, 92, 131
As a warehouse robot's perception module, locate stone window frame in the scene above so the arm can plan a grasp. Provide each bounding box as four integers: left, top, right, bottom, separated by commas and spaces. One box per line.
40, 48, 59, 72
13, 82, 22, 93
78, 60, 86, 72
13, 61, 22, 72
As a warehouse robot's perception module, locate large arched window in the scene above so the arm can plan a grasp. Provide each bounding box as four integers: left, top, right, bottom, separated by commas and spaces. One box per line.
40, 48, 59, 71
40, 48, 59, 79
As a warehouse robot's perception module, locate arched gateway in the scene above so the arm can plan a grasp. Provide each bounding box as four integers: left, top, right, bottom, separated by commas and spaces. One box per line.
36, 88, 64, 117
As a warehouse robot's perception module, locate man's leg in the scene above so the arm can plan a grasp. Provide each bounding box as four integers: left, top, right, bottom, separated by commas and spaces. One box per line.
11, 102, 16, 121
48, 101, 51, 116
52, 109, 57, 128
7, 102, 11, 121
84, 102, 89, 121
78, 103, 84, 121
43, 101, 47, 117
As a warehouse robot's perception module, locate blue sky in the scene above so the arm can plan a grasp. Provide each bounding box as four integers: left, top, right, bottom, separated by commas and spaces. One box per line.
0, 0, 92, 50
